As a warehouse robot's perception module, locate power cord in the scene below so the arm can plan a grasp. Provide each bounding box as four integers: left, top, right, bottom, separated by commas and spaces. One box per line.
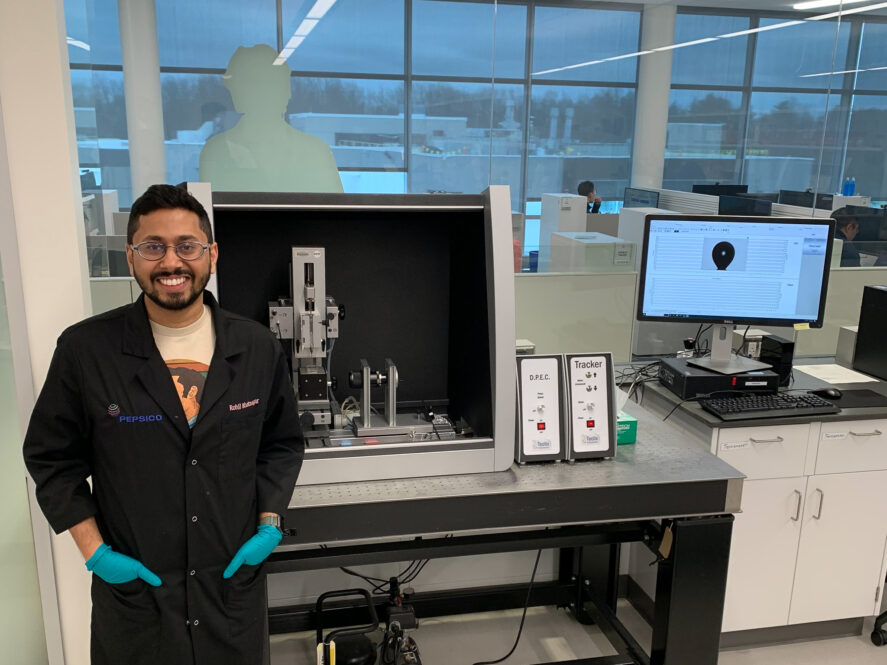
732, 325, 751, 356
470, 549, 542, 665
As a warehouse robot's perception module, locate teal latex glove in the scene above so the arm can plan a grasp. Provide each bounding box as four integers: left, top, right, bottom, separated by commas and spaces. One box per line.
223, 524, 282, 579
86, 543, 162, 586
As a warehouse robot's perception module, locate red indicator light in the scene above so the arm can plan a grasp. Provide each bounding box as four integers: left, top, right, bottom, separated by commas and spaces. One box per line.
537, 422, 546, 431
586, 420, 595, 428
365, 438, 379, 445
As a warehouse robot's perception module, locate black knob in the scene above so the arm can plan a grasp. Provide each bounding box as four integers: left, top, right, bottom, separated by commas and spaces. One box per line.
338, 304, 345, 320
299, 411, 315, 429
348, 371, 363, 388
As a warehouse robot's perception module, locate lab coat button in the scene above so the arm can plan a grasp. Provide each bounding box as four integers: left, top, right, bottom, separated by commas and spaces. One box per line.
189, 570, 196, 576
191, 515, 198, 523
191, 459, 197, 466
192, 619, 199, 627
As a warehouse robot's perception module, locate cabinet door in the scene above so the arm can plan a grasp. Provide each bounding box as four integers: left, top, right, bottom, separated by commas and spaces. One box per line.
789, 470, 887, 624
722, 477, 806, 632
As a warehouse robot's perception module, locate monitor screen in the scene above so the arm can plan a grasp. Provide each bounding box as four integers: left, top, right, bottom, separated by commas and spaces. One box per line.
718, 195, 772, 217
691, 184, 748, 196
637, 215, 835, 327
623, 187, 660, 208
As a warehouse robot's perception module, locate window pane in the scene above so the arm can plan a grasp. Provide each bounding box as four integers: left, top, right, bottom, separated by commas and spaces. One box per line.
753, 18, 850, 89
671, 13, 749, 86
664, 89, 743, 191
289, 77, 405, 170
410, 81, 523, 199
281, 0, 403, 75
746, 92, 829, 193
526, 85, 634, 200
413, 0, 526, 78
161, 73, 233, 185
857, 23, 887, 91
71, 69, 133, 205
64, 0, 121, 65
156, 0, 277, 69
846, 95, 887, 201
532, 7, 640, 83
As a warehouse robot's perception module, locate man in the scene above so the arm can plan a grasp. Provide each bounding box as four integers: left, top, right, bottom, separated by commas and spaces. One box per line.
23, 184, 303, 665
831, 207, 861, 267
577, 180, 602, 214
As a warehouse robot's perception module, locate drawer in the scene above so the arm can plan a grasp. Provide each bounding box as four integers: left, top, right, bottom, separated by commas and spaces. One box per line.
716, 424, 811, 479
816, 419, 887, 474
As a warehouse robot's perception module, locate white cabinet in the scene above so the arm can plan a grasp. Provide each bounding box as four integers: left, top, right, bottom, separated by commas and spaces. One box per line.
714, 417, 887, 633
789, 470, 887, 624
722, 477, 805, 632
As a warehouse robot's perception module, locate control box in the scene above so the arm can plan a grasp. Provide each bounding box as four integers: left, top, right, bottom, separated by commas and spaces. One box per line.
564, 353, 617, 460
515, 355, 566, 463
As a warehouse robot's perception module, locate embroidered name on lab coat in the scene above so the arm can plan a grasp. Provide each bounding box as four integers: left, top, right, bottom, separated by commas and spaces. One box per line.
229, 398, 260, 412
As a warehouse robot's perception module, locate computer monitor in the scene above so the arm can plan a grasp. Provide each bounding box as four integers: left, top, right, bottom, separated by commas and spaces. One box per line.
691, 183, 748, 196
637, 214, 835, 374
777, 189, 834, 210
718, 195, 772, 217
623, 187, 660, 208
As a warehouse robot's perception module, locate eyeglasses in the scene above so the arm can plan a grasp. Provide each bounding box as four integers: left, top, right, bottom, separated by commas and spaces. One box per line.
130, 241, 210, 261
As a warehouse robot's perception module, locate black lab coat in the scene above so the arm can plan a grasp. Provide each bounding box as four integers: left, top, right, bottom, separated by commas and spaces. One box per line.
23, 292, 303, 665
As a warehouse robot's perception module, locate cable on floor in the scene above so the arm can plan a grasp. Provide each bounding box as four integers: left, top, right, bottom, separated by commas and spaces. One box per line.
470, 548, 542, 665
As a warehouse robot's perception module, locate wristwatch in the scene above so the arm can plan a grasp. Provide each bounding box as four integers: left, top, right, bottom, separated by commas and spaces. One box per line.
258, 514, 282, 534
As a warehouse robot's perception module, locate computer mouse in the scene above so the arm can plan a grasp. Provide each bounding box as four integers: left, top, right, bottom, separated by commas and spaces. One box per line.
809, 388, 842, 400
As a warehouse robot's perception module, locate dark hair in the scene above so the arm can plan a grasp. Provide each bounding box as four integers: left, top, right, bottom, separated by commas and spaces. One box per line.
577, 181, 595, 197
172, 366, 205, 403
830, 206, 857, 230
128, 184, 213, 244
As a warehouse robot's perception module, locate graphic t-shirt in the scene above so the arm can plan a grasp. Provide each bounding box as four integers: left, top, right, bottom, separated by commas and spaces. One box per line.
150, 305, 216, 428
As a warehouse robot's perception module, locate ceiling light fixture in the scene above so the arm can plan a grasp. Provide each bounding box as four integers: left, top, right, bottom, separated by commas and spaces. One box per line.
66, 36, 91, 51
307, 0, 337, 20
793, 0, 868, 9
531, 1, 886, 80
807, 1, 887, 19
800, 64, 887, 77
275, 0, 338, 65
652, 37, 719, 52
718, 20, 804, 39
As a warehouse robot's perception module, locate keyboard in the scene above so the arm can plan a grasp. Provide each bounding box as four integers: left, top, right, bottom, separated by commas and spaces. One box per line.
699, 393, 841, 421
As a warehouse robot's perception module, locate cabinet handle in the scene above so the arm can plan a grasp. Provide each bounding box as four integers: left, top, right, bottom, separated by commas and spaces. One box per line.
791, 490, 802, 522
813, 488, 824, 520
749, 436, 784, 444
849, 429, 882, 437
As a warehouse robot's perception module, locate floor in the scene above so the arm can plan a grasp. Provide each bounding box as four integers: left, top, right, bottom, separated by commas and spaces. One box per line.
270, 601, 887, 664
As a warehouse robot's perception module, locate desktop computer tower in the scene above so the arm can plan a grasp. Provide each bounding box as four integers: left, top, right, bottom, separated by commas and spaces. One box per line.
759, 334, 794, 387
853, 285, 887, 381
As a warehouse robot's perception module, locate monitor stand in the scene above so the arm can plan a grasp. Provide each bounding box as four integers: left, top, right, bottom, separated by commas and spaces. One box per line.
687, 324, 771, 375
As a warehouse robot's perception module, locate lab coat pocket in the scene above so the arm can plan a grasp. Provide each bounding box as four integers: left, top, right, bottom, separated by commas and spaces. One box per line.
102, 578, 158, 619
91, 576, 161, 663
222, 563, 266, 639
219, 414, 262, 480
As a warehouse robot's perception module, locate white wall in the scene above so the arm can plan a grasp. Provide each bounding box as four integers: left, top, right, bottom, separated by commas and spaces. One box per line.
0, 0, 94, 663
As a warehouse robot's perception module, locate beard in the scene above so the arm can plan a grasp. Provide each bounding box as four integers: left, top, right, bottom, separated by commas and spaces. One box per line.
135, 266, 210, 311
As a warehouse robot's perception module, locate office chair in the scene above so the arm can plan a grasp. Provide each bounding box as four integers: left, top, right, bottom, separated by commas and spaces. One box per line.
873, 608, 887, 646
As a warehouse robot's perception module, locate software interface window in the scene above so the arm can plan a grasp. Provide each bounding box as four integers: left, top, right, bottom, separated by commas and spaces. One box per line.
641, 219, 831, 324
